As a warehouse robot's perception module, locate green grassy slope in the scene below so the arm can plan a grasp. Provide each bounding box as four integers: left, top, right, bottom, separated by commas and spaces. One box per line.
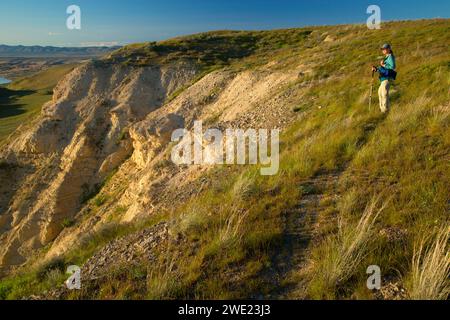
0, 19, 448, 300
0, 64, 77, 142
103, 29, 313, 69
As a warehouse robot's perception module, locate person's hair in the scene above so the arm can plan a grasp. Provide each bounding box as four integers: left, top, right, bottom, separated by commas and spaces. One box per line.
383, 47, 394, 56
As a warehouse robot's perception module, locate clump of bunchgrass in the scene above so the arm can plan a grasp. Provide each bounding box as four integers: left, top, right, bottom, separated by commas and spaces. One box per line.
407, 226, 449, 300
308, 198, 388, 298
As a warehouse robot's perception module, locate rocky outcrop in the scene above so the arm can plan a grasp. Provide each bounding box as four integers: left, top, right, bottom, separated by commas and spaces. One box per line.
0, 61, 198, 271
130, 113, 185, 169
0, 50, 309, 273
34, 222, 169, 300
82, 222, 169, 280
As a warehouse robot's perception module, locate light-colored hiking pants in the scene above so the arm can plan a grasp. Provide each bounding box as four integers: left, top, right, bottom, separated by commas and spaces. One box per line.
378, 80, 390, 113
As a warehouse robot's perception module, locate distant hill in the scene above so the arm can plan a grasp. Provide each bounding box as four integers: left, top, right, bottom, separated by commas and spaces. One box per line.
0, 45, 121, 58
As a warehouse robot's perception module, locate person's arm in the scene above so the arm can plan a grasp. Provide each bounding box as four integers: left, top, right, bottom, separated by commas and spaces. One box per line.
384, 55, 396, 70
373, 65, 388, 77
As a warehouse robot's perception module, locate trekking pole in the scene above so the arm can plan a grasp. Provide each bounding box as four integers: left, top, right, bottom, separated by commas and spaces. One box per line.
369, 68, 375, 111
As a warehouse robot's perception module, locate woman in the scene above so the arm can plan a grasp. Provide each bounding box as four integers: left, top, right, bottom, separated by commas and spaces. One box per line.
372, 44, 397, 113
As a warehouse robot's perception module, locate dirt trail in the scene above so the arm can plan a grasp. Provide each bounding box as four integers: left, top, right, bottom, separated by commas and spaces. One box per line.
266, 115, 385, 299
266, 171, 340, 299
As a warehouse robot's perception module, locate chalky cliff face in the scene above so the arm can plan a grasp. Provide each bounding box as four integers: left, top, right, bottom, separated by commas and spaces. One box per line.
0, 38, 308, 271
0, 61, 199, 268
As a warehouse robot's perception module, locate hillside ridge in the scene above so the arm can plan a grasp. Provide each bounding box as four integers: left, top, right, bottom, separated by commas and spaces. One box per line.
0, 19, 448, 300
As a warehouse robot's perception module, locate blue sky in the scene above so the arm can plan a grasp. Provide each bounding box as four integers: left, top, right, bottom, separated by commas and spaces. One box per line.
0, 0, 448, 47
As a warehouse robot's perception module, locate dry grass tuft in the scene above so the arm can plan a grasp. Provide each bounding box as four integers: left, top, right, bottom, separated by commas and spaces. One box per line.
309, 198, 388, 298
147, 253, 180, 299
408, 226, 449, 300
218, 205, 249, 246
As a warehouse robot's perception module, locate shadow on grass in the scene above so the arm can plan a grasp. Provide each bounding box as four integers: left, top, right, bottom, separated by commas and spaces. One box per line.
0, 87, 36, 119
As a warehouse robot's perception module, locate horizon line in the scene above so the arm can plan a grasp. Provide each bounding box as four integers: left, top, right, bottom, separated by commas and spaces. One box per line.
1, 17, 447, 48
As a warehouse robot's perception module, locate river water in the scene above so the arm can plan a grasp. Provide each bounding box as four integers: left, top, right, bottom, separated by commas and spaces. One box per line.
0, 77, 12, 85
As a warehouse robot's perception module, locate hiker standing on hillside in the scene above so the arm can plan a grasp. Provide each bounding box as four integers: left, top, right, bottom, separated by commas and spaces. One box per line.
372, 44, 397, 113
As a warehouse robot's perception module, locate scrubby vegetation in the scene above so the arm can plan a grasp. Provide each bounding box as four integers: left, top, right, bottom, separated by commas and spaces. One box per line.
102, 29, 313, 70
0, 19, 448, 300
